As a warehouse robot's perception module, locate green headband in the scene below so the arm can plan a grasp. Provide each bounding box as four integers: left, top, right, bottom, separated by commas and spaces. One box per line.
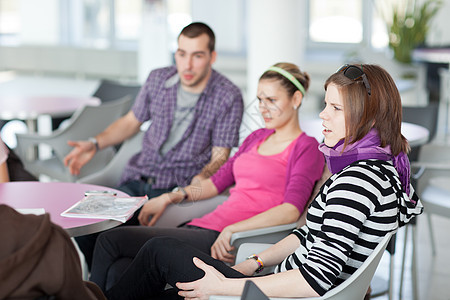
267, 66, 306, 96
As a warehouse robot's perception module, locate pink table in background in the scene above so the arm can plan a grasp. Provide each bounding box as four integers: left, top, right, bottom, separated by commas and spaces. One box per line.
0, 96, 100, 158
0, 96, 100, 132
412, 47, 450, 65
0, 182, 127, 237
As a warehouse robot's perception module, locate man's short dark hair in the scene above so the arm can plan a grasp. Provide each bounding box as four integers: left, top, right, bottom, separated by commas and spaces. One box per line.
179, 22, 215, 52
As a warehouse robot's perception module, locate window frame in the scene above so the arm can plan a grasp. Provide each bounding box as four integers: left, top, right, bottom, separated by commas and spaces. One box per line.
305, 0, 376, 53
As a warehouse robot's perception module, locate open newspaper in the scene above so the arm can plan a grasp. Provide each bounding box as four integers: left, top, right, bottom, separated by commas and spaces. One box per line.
61, 194, 148, 223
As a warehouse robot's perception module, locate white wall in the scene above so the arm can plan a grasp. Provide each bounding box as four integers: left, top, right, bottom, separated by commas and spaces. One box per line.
246, 0, 306, 104
138, 0, 171, 82
0, 46, 137, 80
2, 0, 450, 88
20, 0, 60, 45
427, 0, 450, 47
192, 0, 245, 54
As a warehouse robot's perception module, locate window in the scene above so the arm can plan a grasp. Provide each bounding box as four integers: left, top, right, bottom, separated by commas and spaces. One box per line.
307, 0, 389, 50
371, 6, 389, 49
74, 0, 142, 49
0, 0, 143, 49
114, 0, 142, 43
78, 0, 111, 48
309, 0, 363, 44
0, 0, 20, 45
167, 0, 192, 52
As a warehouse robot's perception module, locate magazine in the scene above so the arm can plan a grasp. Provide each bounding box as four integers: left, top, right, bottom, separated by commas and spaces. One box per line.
61, 194, 148, 223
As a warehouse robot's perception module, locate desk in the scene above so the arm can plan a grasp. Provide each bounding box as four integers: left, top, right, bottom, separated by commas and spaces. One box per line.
0, 182, 127, 237
401, 122, 429, 147
0, 96, 100, 132
412, 48, 450, 65
0, 96, 100, 158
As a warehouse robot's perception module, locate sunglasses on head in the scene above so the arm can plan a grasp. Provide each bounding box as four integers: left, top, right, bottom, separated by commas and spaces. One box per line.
337, 64, 371, 96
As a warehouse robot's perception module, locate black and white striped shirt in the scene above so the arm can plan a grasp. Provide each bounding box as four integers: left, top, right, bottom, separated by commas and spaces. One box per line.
275, 160, 422, 295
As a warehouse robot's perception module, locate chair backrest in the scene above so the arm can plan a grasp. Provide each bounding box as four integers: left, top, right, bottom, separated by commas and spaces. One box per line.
402, 102, 439, 142
317, 231, 394, 300
214, 231, 394, 300
92, 79, 141, 112
272, 231, 394, 300
229, 164, 331, 264
241, 281, 270, 300
235, 243, 274, 275
77, 129, 145, 187
402, 102, 439, 162
153, 195, 229, 228
415, 143, 450, 194
51, 95, 132, 161
230, 223, 297, 259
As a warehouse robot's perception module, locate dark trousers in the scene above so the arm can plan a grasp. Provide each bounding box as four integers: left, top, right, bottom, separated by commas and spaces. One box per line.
90, 225, 221, 291
104, 236, 246, 300
75, 180, 172, 270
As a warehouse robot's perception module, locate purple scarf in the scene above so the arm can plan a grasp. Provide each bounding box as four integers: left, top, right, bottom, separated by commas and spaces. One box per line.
319, 128, 412, 197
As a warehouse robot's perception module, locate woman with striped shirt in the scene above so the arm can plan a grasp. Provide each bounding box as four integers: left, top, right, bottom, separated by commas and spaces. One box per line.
101, 64, 423, 300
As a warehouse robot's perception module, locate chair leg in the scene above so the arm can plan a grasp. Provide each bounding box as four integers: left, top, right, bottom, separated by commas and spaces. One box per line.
72, 237, 89, 280
426, 213, 437, 256
399, 225, 409, 299
399, 223, 419, 300
388, 252, 394, 300
411, 225, 418, 300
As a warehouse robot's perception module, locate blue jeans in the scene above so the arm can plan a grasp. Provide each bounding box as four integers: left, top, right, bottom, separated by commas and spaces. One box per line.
118, 179, 173, 198
75, 180, 172, 269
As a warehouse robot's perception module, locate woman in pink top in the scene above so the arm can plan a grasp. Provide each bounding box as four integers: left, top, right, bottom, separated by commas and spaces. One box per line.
90, 62, 324, 291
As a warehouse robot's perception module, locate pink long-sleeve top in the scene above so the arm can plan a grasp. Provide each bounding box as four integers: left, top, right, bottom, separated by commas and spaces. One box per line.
188, 128, 324, 232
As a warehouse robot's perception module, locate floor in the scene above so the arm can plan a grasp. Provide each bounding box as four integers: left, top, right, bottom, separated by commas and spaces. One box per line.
370, 99, 450, 300
372, 214, 450, 300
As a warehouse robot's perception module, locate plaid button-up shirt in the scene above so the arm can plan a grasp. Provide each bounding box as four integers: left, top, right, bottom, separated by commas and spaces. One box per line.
119, 66, 243, 189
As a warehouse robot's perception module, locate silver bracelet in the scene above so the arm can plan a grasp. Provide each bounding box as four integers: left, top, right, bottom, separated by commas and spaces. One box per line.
172, 186, 188, 202
88, 137, 99, 151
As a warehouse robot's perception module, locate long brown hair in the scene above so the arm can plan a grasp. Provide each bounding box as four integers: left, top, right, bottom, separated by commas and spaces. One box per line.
324, 64, 409, 156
